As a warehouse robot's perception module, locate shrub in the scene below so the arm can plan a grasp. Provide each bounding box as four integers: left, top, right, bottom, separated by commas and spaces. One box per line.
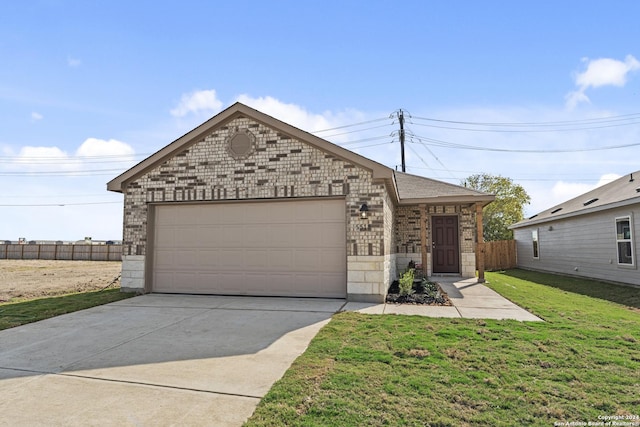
399, 269, 415, 296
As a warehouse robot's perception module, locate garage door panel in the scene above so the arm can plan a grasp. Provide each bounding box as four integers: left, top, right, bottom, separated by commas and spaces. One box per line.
320, 250, 347, 271
218, 225, 244, 247
179, 206, 201, 225
267, 249, 294, 269
152, 200, 346, 298
294, 203, 320, 221
321, 223, 346, 247
197, 225, 220, 242
245, 249, 269, 270
174, 250, 199, 267
196, 249, 220, 268
172, 228, 200, 247
294, 249, 320, 270
216, 204, 245, 224
156, 207, 179, 225
154, 228, 176, 246
267, 224, 293, 246
321, 202, 346, 221
243, 225, 268, 246
217, 249, 245, 268
155, 251, 180, 270
294, 225, 321, 248
266, 203, 294, 224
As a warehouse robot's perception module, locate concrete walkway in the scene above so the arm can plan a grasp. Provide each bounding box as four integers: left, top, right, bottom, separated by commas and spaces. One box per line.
0, 281, 539, 425
0, 295, 344, 427
343, 277, 543, 322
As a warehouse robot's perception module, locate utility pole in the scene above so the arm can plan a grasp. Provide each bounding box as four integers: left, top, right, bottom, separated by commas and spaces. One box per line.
399, 109, 406, 172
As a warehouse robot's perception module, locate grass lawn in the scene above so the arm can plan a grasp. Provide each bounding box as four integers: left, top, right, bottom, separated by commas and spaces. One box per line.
246, 269, 640, 427
0, 289, 136, 330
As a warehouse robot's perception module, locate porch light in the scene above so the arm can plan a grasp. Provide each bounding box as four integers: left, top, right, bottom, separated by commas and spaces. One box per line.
359, 203, 369, 219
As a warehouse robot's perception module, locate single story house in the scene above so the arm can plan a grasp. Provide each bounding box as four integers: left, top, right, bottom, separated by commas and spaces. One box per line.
510, 171, 639, 287
107, 103, 494, 302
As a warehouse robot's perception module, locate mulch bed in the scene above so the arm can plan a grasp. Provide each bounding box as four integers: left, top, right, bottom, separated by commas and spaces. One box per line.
386, 279, 452, 306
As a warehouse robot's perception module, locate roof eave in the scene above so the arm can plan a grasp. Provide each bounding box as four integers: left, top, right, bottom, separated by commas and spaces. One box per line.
510, 196, 640, 229
107, 102, 394, 193
398, 195, 495, 206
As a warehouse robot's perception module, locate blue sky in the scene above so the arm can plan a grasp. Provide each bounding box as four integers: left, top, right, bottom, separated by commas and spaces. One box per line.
1, 1, 640, 240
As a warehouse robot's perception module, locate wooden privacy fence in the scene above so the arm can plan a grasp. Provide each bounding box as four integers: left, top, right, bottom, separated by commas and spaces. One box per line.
0, 244, 122, 261
479, 240, 517, 271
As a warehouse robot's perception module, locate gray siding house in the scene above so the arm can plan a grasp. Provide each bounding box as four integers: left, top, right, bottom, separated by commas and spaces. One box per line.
511, 171, 640, 286
108, 103, 493, 302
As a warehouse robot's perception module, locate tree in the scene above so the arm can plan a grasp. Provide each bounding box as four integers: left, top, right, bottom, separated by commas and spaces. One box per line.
463, 173, 531, 241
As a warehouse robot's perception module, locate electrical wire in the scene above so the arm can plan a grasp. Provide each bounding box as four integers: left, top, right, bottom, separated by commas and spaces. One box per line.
410, 111, 640, 127
408, 119, 640, 133
0, 201, 121, 207
411, 134, 640, 153
317, 123, 394, 139
311, 117, 390, 133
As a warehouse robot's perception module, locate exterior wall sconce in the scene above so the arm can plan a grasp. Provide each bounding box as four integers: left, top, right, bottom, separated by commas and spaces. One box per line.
359, 203, 369, 219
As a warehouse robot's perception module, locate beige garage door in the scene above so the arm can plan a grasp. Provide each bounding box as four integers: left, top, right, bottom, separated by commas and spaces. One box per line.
151, 199, 346, 298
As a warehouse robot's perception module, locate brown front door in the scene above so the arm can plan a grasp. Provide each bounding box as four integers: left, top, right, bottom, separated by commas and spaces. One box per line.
432, 216, 460, 273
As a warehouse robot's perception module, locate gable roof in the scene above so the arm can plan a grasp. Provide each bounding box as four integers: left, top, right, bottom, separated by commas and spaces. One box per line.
393, 171, 494, 206
107, 102, 393, 193
511, 170, 640, 229
106, 102, 494, 206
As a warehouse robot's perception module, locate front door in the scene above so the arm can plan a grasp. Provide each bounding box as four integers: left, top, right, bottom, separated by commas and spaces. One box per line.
432, 215, 460, 273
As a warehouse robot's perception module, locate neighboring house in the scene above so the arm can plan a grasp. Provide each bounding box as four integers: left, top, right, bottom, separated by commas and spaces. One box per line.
511, 171, 640, 287
107, 103, 494, 302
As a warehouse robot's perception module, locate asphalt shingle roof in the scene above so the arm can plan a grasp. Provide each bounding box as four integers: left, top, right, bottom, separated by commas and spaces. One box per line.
393, 171, 494, 204
511, 170, 640, 228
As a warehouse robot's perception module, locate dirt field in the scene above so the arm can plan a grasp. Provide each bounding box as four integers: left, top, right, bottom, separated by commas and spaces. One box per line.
0, 260, 122, 302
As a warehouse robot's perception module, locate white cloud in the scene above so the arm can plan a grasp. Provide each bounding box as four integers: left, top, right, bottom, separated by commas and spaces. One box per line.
31, 112, 43, 121
67, 56, 82, 67
564, 90, 590, 111
576, 55, 640, 89
235, 94, 337, 132
549, 174, 621, 207
13, 146, 69, 171
6, 138, 135, 174
0, 138, 136, 240
76, 138, 135, 158
170, 89, 223, 117
566, 55, 640, 109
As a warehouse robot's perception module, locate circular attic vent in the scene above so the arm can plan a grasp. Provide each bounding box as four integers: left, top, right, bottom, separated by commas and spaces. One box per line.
227, 129, 256, 159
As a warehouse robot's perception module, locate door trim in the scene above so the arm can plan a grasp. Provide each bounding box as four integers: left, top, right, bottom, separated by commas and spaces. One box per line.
431, 214, 461, 274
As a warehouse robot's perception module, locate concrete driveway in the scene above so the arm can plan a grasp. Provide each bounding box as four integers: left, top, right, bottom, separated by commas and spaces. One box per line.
0, 295, 345, 426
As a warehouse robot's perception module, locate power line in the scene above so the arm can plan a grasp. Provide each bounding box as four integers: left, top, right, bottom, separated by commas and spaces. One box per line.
408, 117, 640, 133
0, 201, 121, 207
411, 134, 640, 153
411, 111, 640, 127
337, 135, 393, 145
0, 193, 113, 199
311, 117, 390, 133
318, 122, 394, 139
0, 153, 150, 161
0, 168, 128, 176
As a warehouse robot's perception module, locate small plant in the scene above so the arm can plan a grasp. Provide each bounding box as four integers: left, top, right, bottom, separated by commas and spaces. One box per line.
398, 268, 415, 296
422, 278, 446, 304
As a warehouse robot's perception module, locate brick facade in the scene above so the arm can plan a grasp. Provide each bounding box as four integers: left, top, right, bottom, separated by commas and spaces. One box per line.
123, 117, 389, 257
121, 116, 396, 300
111, 104, 487, 301
394, 204, 476, 277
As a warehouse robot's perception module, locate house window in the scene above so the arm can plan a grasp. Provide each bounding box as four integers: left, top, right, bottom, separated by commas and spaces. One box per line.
532, 229, 539, 259
615, 216, 634, 266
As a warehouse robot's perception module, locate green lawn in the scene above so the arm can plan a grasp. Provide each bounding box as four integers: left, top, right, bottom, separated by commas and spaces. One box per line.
0, 289, 136, 330
246, 270, 640, 427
